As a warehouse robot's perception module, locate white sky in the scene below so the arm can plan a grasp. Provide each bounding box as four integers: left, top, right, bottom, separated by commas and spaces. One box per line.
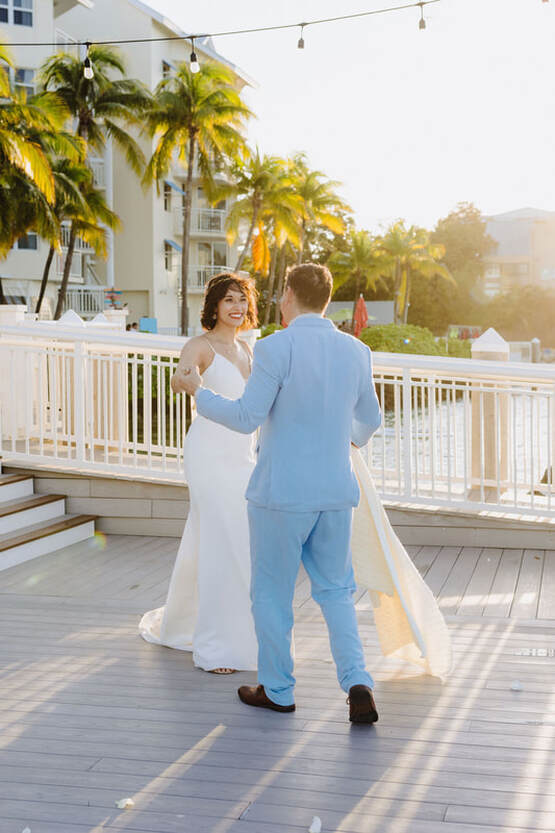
150, 0, 555, 233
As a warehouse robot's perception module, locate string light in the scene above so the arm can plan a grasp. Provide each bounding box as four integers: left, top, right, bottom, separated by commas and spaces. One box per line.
189, 37, 200, 73
83, 42, 94, 79
1, 1, 441, 50
297, 24, 306, 49
418, 2, 426, 29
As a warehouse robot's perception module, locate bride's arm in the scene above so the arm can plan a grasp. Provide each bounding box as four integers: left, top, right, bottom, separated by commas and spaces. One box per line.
171, 337, 211, 395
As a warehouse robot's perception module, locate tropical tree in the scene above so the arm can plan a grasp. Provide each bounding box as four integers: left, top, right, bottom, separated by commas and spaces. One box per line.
328, 230, 386, 325
0, 46, 83, 302
221, 150, 301, 272
376, 221, 453, 325
40, 46, 151, 314
54, 172, 120, 319
35, 159, 90, 314
290, 153, 350, 264
143, 61, 252, 335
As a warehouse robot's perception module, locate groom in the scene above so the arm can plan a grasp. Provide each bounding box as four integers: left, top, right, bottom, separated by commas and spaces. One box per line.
181, 263, 382, 723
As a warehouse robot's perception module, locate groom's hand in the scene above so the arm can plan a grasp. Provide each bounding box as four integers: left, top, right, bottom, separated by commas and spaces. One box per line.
180, 365, 202, 396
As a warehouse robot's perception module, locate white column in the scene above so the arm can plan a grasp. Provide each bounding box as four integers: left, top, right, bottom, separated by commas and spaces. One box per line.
105, 136, 115, 289
469, 328, 510, 502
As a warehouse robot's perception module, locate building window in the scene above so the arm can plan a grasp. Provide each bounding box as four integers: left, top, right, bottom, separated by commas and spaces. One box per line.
0, 0, 8, 23
162, 61, 171, 79
163, 183, 172, 212
198, 241, 226, 267
164, 242, 173, 271
15, 68, 34, 98
17, 232, 38, 250
13, 0, 33, 26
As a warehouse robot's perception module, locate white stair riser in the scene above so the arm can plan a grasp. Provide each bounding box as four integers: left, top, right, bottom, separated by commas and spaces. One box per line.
0, 480, 34, 503
0, 521, 95, 572
0, 499, 66, 536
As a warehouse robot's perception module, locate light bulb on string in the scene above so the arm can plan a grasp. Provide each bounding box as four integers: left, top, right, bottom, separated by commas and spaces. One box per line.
418, 2, 426, 29
83, 42, 94, 79
190, 38, 200, 73
297, 23, 306, 49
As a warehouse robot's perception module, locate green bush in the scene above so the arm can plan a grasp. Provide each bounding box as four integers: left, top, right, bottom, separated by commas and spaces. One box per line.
446, 337, 471, 358
359, 324, 444, 356
260, 323, 284, 339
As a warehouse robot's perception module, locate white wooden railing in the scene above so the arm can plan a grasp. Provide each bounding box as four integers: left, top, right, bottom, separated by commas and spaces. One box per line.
63, 287, 106, 317
0, 324, 554, 517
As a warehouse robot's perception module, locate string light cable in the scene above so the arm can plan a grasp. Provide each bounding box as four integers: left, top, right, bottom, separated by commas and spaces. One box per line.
0, 1, 441, 50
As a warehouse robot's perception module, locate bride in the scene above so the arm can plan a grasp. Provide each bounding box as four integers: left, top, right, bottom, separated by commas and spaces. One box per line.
139, 272, 259, 674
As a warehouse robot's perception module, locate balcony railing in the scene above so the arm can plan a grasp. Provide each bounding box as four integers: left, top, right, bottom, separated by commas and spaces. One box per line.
0, 326, 554, 521
63, 287, 106, 317
89, 158, 105, 189
60, 225, 94, 252
173, 208, 227, 236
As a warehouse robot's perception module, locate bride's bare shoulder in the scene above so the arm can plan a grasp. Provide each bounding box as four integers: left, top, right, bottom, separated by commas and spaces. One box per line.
177, 334, 213, 371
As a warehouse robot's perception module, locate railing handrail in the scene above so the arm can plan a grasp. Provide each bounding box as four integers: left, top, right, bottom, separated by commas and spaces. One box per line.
0, 324, 553, 382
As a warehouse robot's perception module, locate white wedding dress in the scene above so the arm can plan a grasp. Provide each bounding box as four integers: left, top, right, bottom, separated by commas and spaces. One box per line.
139, 349, 258, 671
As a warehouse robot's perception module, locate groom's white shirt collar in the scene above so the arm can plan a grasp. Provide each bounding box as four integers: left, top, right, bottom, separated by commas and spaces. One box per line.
288, 313, 334, 328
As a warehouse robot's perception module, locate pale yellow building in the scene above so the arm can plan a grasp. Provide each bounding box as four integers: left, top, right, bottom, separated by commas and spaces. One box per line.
1, 0, 251, 333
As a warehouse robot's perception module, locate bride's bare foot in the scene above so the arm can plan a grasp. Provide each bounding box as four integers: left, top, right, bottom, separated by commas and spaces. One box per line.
209, 668, 237, 675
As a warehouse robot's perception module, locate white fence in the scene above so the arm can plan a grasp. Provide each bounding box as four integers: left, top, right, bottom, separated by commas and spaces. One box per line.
0, 324, 554, 517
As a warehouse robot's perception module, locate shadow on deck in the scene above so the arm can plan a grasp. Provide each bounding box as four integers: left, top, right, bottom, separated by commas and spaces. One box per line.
0, 535, 554, 832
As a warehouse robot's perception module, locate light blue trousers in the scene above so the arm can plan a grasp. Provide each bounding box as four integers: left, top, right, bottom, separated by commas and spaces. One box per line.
247, 504, 374, 707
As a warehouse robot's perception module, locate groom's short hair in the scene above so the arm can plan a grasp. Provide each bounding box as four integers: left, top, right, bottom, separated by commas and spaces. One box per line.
285, 263, 333, 311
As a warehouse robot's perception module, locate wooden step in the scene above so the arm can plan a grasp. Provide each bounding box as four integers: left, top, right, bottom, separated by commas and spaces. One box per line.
0, 514, 97, 553
0, 514, 97, 571
0, 494, 67, 536
0, 493, 65, 519
0, 473, 34, 502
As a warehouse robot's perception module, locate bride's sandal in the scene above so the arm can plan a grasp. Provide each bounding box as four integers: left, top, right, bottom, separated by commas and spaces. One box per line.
209, 668, 237, 675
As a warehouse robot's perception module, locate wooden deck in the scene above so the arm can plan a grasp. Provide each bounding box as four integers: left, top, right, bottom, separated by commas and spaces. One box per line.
0, 536, 555, 833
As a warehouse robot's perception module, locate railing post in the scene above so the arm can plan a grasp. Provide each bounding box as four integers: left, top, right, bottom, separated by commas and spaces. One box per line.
469, 328, 510, 502
402, 367, 413, 499
73, 341, 86, 463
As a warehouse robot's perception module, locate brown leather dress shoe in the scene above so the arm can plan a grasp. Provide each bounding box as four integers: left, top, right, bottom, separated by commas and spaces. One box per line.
348, 684, 379, 724
238, 684, 296, 713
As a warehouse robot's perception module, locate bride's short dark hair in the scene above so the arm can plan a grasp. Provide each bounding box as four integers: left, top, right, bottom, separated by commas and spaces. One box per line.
201, 273, 258, 331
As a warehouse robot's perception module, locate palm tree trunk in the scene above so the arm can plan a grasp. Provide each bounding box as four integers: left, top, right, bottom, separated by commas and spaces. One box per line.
36, 245, 55, 314
54, 224, 77, 320
296, 220, 306, 265
180, 132, 196, 336
274, 248, 287, 325
262, 245, 278, 326
351, 274, 361, 331
403, 266, 411, 324
393, 257, 402, 325
0, 277, 7, 305
235, 198, 259, 272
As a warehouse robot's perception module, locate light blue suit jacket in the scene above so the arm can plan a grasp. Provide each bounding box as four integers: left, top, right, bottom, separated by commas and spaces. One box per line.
195, 314, 382, 512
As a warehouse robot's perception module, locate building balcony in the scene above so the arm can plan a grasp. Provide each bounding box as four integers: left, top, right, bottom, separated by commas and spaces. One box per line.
173, 208, 227, 237
169, 264, 232, 293
89, 158, 106, 190
63, 286, 107, 317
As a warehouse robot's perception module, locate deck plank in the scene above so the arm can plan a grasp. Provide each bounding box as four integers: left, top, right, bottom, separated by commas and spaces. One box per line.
1, 534, 554, 833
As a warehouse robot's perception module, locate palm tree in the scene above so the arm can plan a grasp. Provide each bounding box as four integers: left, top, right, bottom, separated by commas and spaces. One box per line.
290, 153, 350, 264
328, 230, 386, 327
35, 159, 90, 314
0, 47, 83, 302
143, 61, 252, 335
40, 46, 151, 314
376, 221, 453, 324
54, 172, 121, 319
222, 150, 301, 271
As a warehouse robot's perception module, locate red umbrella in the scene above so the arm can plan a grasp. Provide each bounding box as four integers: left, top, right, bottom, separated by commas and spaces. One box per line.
353, 294, 368, 338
